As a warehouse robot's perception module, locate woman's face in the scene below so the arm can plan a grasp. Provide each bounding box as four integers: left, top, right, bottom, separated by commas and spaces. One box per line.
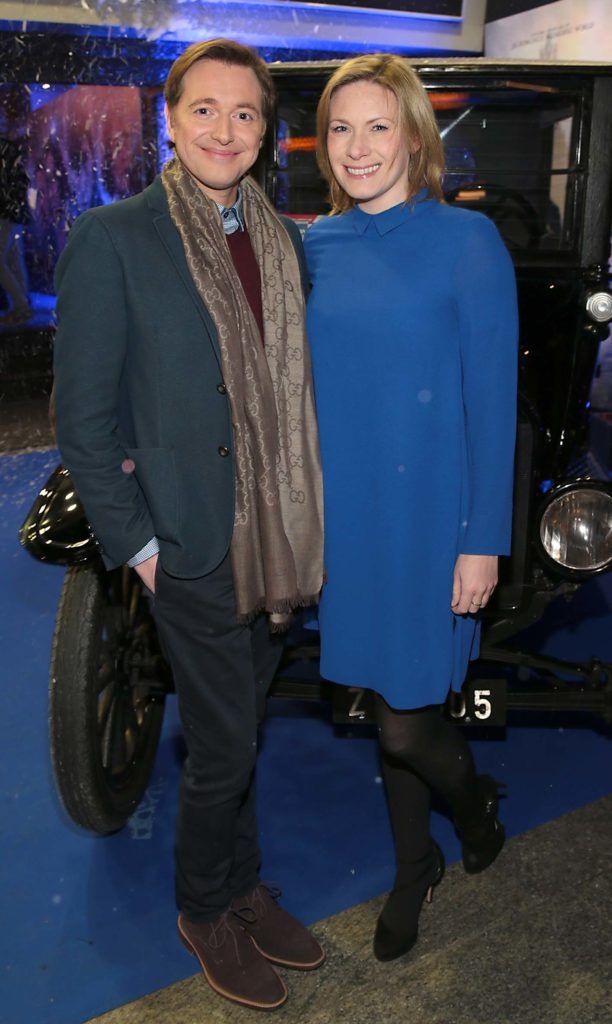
327, 80, 417, 214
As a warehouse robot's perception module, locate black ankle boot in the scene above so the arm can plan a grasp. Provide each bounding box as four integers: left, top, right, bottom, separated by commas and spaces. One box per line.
456, 774, 505, 875
373, 841, 445, 962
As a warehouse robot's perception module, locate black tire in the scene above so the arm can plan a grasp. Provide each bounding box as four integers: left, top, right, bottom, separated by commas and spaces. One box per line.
49, 564, 169, 834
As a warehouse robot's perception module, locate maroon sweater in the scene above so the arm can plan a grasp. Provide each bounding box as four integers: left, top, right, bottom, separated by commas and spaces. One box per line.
226, 227, 264, 341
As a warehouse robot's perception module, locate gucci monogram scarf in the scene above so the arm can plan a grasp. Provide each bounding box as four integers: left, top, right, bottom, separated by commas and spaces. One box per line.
162, 158, 324, 626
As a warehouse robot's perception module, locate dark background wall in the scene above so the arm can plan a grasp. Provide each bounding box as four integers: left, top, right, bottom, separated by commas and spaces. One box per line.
486, 0, 560, 22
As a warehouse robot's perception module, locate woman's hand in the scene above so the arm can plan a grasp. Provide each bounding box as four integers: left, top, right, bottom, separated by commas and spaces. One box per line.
451, 554, 498, 615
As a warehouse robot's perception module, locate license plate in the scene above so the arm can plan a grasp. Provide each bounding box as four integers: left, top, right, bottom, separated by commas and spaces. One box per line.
331, 679, 507, 727
454, 679, 507, 727
331, 686, 375, 725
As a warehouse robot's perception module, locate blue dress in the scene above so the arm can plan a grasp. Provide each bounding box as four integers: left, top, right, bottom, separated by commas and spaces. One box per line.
304, 193, 518, 709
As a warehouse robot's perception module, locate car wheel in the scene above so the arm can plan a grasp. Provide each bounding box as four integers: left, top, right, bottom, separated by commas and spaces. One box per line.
49, 564, 169, 834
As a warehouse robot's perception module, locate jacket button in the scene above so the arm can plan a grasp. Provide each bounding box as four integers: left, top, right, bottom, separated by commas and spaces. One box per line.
218, 445, 229, 457
216, 383, 227, 395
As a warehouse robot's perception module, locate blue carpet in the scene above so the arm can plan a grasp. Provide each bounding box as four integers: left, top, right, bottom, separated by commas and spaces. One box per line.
1, 450, 611, 1024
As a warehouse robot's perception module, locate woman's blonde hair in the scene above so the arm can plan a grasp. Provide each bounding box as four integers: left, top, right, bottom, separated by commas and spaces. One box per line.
316, 53, 445, 214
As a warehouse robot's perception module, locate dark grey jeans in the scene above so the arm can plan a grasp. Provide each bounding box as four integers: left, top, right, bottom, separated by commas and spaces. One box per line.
152, 554, 283, 921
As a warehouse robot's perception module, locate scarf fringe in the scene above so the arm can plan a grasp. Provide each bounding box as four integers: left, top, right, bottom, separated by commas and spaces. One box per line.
236, 589, 323, 632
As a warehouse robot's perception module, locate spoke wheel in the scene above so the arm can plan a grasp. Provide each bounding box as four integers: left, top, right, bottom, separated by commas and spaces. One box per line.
49, 564, 169, 834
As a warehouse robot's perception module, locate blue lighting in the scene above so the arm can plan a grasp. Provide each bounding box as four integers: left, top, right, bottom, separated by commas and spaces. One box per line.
238, 0, 463, 23
155, 0, 469, 56
0, 0, 477, 60
28, 85, 73, 112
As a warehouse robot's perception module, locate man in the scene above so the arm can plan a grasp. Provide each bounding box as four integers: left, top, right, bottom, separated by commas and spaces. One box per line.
54, 39, 324, 1012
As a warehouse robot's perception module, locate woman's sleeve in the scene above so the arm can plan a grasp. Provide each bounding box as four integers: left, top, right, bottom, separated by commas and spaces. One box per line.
455, 215, 519, 556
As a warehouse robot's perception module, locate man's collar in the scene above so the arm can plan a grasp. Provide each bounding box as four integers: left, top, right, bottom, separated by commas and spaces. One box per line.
216, 187, 245, 234
147, 174, 246, 233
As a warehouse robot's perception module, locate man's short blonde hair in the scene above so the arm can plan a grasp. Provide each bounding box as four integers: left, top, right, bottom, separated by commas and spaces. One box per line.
164, 38, 275, 125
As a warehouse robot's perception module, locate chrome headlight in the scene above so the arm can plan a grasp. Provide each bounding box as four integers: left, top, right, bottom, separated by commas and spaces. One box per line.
539, 483, 612, 575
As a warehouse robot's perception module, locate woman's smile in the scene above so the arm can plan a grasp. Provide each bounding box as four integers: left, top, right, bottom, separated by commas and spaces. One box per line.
345, 163, 381, 177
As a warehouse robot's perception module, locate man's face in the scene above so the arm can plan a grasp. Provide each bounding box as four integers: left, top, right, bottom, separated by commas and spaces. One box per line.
165, 59, 265, 206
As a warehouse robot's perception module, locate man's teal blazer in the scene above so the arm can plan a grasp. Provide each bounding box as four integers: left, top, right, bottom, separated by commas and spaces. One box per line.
53, 176, 307, 578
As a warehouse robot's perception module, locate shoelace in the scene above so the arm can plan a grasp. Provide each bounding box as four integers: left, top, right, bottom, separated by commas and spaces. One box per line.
205, 910, 244, 963
233, 882, 282, 923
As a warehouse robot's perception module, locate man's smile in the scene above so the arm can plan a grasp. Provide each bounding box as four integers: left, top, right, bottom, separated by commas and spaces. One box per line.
201, 147, 242, 158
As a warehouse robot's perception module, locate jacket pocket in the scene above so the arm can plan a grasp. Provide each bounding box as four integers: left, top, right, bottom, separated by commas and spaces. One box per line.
124, 447, 179, 544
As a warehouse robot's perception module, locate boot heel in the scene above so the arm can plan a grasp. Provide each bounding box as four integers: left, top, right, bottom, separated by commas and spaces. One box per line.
457, 774, 506, 875
373, 841, 444, 962
425, 842, 444, 904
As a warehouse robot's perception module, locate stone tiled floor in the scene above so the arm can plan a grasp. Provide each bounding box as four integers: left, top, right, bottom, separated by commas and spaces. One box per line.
87, 795, 612, 1024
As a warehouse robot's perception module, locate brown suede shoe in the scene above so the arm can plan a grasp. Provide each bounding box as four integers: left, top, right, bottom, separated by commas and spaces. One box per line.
232, 884, 325, 970
178, 911, 287, 1010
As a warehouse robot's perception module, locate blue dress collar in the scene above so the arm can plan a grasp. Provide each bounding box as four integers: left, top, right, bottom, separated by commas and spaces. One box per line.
350, 187, 433, 236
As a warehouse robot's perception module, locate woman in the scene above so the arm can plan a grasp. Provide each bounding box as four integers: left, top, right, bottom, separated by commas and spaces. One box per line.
304, 54, 518, 962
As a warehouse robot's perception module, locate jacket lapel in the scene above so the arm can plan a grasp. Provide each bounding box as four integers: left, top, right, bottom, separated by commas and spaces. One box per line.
145, 178, 222, 367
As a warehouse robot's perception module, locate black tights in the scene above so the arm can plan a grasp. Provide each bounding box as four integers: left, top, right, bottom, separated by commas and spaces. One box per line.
375, 695, 480, 885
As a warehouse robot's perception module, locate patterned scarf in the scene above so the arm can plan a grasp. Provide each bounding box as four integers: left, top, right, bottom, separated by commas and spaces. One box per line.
162, 158, 324, 626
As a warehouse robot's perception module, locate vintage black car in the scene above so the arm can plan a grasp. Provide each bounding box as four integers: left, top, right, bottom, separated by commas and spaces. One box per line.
17, 54, 612, 835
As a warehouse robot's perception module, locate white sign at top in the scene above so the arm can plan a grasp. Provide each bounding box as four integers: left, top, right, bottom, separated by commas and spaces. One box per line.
485, 0, 612, 61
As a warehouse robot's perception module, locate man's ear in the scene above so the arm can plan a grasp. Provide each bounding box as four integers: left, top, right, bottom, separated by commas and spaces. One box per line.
164, 102, 175, 143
